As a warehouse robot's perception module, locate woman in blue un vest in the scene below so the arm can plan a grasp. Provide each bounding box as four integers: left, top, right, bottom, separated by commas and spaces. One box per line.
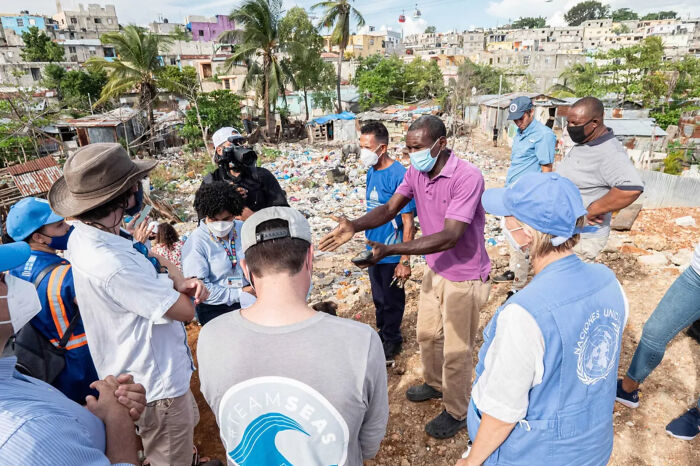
457, 172, 629, 466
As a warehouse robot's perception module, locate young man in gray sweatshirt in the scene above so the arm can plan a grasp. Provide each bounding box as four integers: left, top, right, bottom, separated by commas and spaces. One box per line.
198, 207, 389, 466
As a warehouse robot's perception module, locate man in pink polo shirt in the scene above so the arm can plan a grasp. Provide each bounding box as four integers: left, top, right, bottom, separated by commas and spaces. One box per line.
321, 115, 491, 439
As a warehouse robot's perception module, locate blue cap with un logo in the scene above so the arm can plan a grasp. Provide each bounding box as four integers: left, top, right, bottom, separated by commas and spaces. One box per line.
507, 96, 533, 120
482, 172, 597, 246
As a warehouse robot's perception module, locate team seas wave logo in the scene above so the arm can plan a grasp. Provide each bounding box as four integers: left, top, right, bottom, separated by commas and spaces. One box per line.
218, 376, 350, 466
574, 308, 622, 385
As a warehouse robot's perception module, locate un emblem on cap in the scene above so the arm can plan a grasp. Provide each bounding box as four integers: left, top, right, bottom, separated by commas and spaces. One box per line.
509, 103, 518, 113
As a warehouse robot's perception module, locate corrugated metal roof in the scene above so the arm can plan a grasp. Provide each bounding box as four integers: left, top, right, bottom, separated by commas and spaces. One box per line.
608, 119, 667, 137
68, 107, 140, 128
7, 156, 58, 176
6, 156, 62, 197
11, 166, 62, 197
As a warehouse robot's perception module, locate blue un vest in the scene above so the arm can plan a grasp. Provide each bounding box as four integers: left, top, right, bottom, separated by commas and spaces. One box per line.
468, 255, 625, 466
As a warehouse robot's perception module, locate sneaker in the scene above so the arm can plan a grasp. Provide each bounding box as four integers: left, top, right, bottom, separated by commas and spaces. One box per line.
665, 407, 700, 440
383, 341, 402, 360
615, 379, 640, 408
687, 319, 700, 345
492, 270, 515, 283
406, 383, 442, 402
425, 410, 465, 439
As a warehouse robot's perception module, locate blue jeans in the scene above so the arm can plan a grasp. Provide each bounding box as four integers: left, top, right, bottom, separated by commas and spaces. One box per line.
627, 266, 700, 408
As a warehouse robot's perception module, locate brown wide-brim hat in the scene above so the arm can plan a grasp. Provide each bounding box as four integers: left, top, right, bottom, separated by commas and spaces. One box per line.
49, 143, 158, 218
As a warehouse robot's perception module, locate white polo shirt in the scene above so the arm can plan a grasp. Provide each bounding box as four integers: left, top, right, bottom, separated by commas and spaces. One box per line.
66, 221, 194, 403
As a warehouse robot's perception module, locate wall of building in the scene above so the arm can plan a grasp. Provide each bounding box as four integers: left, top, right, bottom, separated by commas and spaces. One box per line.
187, 15, 235, 42
53, 3, 119, 33
0, 15, 46, 35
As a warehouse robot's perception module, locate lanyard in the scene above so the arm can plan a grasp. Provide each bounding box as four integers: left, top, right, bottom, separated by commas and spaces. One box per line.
208, 229, 238, 269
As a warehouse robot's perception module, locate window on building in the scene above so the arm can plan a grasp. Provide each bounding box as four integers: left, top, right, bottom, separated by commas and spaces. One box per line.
70, 17, 77, 24
69, 46, 77, 53
545, 56, 551, 64
104, 47, 115, 58
89, 50, 96, 55
30, 67, 41, 81
108, 18, 113, 24
369, 39, 374, 45
523, 55, 530, 65
202, 63, 212, 77
198, 30, 204, 37
94, 18, 101, 24
224, 79, 230, 89
29, 19, 36, 26
17, 19, 24, 27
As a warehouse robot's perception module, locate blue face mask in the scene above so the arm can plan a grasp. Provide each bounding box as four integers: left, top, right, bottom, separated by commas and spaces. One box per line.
124, 183, 144, 216
410, 139, 440, 172
47, 225, 74, 251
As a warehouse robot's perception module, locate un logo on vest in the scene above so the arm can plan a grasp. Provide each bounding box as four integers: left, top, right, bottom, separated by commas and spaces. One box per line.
509, 103, 518, 113
575, 309, 622, 385
218, 376, 350, 465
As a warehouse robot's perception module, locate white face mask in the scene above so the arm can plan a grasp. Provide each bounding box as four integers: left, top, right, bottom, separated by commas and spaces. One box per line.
502, 217, 527, 252
207, 220, 234, 238
0, 274, 42, 333
359, 147, 380, 167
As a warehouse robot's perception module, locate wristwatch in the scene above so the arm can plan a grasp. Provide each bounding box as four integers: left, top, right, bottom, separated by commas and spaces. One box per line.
401, 260, 410, 267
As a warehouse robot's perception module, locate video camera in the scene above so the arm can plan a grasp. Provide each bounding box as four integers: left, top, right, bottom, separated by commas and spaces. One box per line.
218, 135, 257, 171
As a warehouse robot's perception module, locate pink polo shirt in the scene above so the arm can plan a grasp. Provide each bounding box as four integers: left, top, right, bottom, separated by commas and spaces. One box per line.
396, 152, 491, 282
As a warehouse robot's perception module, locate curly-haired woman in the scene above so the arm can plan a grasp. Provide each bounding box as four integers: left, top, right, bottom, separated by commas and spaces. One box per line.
151, 222, 184, 269
182, 181, 254, 325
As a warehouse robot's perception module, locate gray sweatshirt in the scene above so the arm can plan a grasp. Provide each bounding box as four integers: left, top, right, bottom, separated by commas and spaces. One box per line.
197, 310, 389, 466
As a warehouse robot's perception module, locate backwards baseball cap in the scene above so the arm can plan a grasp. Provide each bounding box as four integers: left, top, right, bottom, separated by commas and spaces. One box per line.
507, 96, 533, 120
6, 197, 64, 242
211, 127, 244, 149
482, 172, 596, 246
241, 207, 312, 253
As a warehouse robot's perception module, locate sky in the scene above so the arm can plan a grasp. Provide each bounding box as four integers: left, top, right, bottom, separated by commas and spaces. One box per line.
6, 0, 700, 35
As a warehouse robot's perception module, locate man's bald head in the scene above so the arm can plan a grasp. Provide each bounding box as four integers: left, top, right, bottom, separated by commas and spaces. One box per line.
572, 97, 604, 120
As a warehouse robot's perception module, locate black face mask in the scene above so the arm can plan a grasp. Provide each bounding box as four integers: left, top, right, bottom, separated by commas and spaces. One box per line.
568, 118, 595, 144
124, 183, 144, 216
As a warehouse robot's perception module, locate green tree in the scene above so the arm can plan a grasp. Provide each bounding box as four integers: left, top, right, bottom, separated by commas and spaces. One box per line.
511, 17, 546, 29
44, 64, 108, 114
455, 60, 510, 95
564, 1, 610, 26
611, 8, 638, 21
354, 55, 445, 110
556, 63, 604, 97
279, 7, 336, 120
599, 36, 665, 104
424, 26, 436, 33
170, 24, 191, 42
20, 26, 65, 62
221, 0, 294, 137
641, 11, 677, 20
612, 24, 631, 34
313, 0, 365, 112
87, 26, 173, 154
180, 90, 242, 149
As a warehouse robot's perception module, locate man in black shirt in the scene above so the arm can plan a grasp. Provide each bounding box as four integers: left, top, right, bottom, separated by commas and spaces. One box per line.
201, 127, 288, 219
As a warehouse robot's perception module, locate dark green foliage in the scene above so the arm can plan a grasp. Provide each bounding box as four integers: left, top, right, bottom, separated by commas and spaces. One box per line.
20, 27, 65, 62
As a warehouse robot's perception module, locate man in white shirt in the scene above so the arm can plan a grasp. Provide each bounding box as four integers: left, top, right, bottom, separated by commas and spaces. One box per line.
48, 143, 209, 466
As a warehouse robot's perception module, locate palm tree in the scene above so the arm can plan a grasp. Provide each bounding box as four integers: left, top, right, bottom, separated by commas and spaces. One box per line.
222, 0, 294, 138
88, 26, 172, 154
312, 1, 365, 113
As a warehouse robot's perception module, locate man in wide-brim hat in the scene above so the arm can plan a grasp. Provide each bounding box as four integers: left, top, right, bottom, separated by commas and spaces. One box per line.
49, 143, 210, 466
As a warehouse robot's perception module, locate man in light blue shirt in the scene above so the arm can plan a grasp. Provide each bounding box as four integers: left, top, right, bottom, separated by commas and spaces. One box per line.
0, 240, 147, 465
494, 97, 556, 299
183, 181, 253, 325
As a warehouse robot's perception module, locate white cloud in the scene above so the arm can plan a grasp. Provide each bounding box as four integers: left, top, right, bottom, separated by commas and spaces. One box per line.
401, 16, 428, 36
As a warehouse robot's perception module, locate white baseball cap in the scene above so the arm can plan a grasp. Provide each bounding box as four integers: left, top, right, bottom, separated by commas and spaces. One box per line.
211, 127, 244, 149
241, 207, 312, 253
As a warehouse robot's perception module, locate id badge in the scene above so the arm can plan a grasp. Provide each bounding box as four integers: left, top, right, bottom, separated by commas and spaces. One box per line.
226, 276, 243, 288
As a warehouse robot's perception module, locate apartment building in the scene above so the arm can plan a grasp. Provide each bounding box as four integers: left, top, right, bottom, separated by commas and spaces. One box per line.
185, 15, 235, 42
53, 2, 118, 33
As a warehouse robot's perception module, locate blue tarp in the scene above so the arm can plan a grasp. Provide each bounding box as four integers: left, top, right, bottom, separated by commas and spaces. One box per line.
310, 111, 356, 126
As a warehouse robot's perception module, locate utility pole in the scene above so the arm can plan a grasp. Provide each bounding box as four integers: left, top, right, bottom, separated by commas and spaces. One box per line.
87, 93, 94, 115
494, 74, 502, 147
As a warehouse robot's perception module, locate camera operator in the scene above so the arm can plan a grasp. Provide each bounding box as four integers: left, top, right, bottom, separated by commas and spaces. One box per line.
201, 127, 288, 220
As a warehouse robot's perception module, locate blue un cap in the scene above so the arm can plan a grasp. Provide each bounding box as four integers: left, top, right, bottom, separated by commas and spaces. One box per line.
507, 96, 533, 120
0, 242, 31, 271
6, 197, 64, 242
482, 172, 595, 246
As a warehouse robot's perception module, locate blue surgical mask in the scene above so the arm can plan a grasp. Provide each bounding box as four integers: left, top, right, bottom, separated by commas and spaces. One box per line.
124, 183, 144, 216
410, 139, 440, 172
47, 225, 74, 251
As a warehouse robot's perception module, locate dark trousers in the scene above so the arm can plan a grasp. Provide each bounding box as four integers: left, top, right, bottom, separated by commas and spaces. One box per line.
196, 302, 241, 326
368, 263, 406, 344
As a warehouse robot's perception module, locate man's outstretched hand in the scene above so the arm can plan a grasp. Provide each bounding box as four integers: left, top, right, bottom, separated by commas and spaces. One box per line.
319, 215, 356, 252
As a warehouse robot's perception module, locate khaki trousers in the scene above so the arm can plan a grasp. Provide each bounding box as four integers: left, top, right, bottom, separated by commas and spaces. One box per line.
417, 268, 491, 420
135, 389, 200, 466
573, 233, 609, 262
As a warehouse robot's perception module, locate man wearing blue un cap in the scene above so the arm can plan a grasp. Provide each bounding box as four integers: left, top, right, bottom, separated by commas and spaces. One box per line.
493, 96, 557, 298
457, 172, 628, 466
5, 197, 98, 404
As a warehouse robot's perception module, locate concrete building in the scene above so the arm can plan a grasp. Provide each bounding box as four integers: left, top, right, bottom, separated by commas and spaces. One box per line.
462, 30, 485, 53
324, 28, 401, 58
185, 14, 235, 42
149, 19, 185, 36
53, 2, 119, 33
62, 38, 115, 62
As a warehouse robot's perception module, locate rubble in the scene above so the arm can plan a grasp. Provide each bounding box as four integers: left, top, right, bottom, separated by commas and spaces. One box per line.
637, 253, 670, 267
674, 216, 696, 227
